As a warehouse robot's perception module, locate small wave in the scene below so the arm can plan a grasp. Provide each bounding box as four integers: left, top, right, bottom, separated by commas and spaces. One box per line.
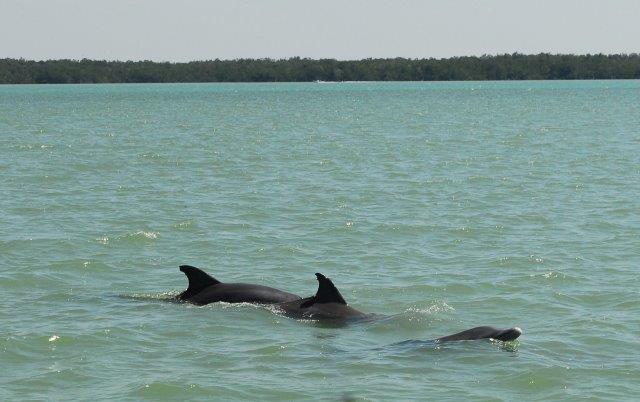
529, 270, 567, 280
385, 337, 520, 353
138, 152, 163, 159
95, 231, 159, 245
117, 291, 179, 302
366, 302, 455, 332
384, 339, 439, 351
262, 303, 287, 316
497, 339, 520, 352
173, 219, 195, 230
130, 230, 158, 239
209, 301, 264, 310
405, 301, 455, 315
16, 144, 54, 150
528, 254, 544, 264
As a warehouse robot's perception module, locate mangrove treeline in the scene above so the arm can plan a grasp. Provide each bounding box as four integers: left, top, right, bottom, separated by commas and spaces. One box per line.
2, 54, 640, 84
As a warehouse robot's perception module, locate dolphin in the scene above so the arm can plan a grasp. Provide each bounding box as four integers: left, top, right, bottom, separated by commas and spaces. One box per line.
274, 273, 369, 321
177, 265, 301, 305
436, 326, 522, 342
276, 273, 522, 342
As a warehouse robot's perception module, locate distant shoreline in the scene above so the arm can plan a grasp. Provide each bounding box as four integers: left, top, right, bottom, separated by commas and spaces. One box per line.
2, 54, 639, 84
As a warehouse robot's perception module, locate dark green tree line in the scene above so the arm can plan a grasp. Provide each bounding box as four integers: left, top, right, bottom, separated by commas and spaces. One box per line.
1, 54, 639, 84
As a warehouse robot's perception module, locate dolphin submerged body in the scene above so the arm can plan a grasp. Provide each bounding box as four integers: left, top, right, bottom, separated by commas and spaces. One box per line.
177, 265, 302, 305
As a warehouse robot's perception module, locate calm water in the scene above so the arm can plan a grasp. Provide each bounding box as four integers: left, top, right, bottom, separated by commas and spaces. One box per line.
1, 81, 639, 400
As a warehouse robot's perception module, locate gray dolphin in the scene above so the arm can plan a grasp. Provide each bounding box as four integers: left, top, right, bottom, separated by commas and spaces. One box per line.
276, 273, 522, 342
275, 273, 369, 320
177, 265, 301, 305
436, 326, 522, 342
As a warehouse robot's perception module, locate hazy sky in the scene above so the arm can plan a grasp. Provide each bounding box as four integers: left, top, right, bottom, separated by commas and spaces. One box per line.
2, 0, 639, 61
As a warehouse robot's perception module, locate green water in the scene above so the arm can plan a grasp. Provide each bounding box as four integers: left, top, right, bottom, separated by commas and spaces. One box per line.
1, 81, 639, 401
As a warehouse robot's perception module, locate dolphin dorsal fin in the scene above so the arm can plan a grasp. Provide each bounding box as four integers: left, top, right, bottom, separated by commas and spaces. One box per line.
178, 265, 220, 300
310, 273, 347, 305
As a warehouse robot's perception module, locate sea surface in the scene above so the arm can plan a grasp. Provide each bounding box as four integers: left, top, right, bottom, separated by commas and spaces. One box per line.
1, 81, 639, 401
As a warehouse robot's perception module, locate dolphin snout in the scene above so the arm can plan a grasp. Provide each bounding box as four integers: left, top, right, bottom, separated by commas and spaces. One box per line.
496, 327, 522, 341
